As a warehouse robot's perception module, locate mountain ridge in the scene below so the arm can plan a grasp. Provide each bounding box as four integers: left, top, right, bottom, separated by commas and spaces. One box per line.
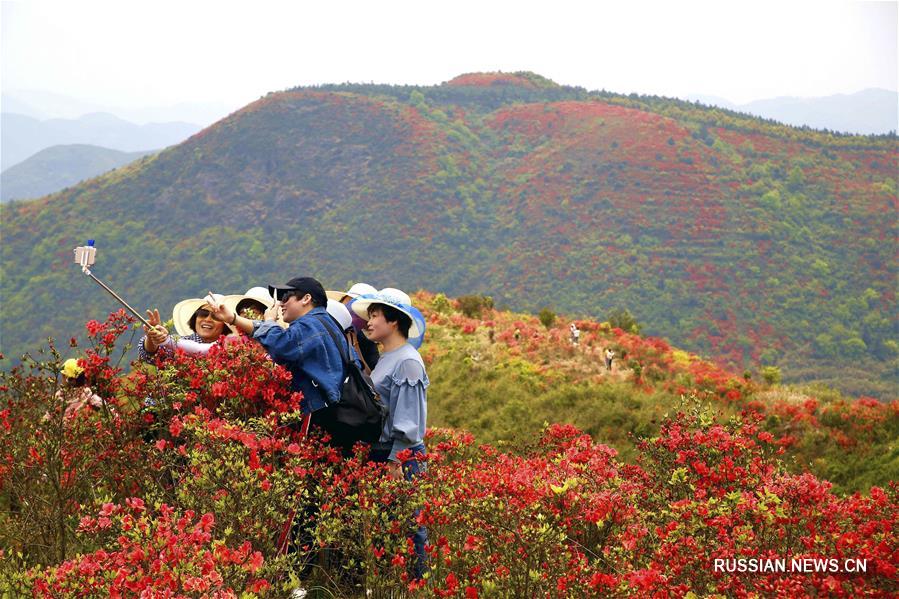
1, 74, 895, 398
0, 144, 155, 202
0, 111, 200, 171
684, 87, 898, 135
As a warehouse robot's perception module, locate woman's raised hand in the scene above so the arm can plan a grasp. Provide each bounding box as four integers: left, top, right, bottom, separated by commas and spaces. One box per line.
205, 291, 234, 324
264, 301, 282, 322
143, 308, 160, 331
143, 308, 169, 351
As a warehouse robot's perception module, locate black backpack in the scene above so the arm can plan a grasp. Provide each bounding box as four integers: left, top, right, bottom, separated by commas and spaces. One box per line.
313, 314, 386, 449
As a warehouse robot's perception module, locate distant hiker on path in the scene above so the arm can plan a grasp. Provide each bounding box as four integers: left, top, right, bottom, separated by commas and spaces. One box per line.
570, 323, 580, 346
605, 348, 615, 371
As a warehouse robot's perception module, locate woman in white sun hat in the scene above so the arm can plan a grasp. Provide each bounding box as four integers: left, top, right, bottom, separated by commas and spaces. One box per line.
351, 286, 429, 578
138, 293, 235, 361
326, 298, 353, 332
224, 287, 275, 321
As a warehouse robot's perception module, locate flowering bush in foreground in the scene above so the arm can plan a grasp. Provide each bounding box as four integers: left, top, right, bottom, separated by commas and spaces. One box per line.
29, 500, 269, 597
1, 314, 896, 597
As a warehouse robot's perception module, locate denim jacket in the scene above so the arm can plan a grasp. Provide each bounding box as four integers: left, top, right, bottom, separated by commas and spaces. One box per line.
253, 306, 360, 414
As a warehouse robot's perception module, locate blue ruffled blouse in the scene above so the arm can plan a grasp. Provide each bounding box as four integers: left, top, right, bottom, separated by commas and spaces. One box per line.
369, 342, 429, 461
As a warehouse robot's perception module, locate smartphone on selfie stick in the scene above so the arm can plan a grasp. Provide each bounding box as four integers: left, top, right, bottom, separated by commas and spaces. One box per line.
73, 240, 152, 328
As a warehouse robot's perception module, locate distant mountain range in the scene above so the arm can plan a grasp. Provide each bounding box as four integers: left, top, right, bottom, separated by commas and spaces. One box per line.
5, 86, 896, 136
1, 144, 155, 202
1, 72, 896, 398
1, 89, 236, 126
685, 88, 898, 135
0, 112, 200, 171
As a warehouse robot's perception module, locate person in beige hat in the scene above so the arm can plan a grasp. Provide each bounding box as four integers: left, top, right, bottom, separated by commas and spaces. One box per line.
325, 282, 378, 304
138, 294, 234, 362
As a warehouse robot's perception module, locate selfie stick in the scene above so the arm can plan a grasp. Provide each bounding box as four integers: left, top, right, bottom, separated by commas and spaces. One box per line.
74, 240, 152, 328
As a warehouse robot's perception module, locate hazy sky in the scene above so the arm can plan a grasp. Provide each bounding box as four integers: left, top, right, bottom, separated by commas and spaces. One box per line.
2, 0, 897, 109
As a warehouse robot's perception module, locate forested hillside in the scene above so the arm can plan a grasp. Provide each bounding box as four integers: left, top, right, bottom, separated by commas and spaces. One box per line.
2, 72, 895, 396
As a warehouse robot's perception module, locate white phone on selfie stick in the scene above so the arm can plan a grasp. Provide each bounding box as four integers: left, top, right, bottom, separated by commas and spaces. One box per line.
73, 240, 152, 328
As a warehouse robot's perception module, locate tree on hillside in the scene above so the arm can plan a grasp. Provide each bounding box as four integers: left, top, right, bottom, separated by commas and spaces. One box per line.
458, 294, 494, 319
761, 366, 782, 385
538, 307, 556, 329
607, 308, 640, 334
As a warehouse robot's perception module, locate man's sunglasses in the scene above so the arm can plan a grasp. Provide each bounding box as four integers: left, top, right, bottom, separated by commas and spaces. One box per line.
274, 290, 308, 303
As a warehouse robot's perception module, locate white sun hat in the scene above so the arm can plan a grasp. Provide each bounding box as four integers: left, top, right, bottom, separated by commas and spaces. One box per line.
326, 282, 378, 302
350, 287, 424, 340
223, 286, 275, 318
326, 299, 353, 332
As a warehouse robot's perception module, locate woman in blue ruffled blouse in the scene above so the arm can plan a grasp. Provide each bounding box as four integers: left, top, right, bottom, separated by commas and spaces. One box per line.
352, 288, 429, 578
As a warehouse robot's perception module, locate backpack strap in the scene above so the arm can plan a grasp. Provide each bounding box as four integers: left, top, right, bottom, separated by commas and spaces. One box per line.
313, 314, 352, 368
347, 329, 372, 375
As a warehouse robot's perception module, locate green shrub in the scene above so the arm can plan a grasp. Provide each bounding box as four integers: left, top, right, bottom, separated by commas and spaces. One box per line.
431, 292, 453, 314
538, 307, 556, 329
761, 366, 782, 385
629, 360, 643, 378
458, 294, 493, 318
607, 308, 640, 334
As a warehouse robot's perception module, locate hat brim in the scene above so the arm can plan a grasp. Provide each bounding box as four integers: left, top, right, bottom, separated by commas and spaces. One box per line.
351, 298, 423, 340
268, 284, 294, 293
326, 289, 373, 302
325, 290, 350, 302
223, 293, 274, 314
172, 298, 233, 338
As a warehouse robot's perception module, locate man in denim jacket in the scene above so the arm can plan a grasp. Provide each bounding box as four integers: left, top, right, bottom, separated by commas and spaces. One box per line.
209, 276, 356, 415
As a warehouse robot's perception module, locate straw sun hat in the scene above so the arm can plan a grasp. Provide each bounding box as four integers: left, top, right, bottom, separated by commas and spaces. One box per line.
172, 293, 234, 337
326, 282, 378, 303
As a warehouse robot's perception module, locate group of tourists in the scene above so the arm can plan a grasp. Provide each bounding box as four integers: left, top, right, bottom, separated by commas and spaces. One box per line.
133, 275, 430, 580
58, 273, 626, 584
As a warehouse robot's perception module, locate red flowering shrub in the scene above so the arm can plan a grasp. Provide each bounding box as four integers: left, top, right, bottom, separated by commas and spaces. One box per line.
307, 445, 426, 595
0, 311, 155, 567
27, 500, 269, 597
1, 314, 896, 597
133, 334, 302, 428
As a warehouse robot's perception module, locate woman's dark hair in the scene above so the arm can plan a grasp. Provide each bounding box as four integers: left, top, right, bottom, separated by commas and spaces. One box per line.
369, 303, 412, 339
188, 310, 203, 333
236, 298, 267, 316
